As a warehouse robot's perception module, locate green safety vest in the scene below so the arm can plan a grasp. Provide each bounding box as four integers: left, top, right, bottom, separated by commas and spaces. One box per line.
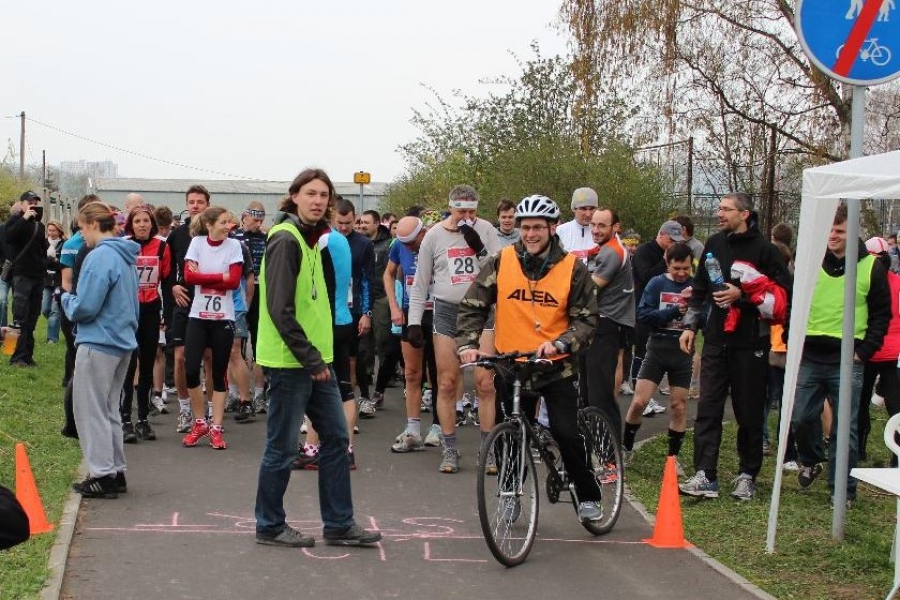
256, 222, 333, 368
806, 253, 875, 340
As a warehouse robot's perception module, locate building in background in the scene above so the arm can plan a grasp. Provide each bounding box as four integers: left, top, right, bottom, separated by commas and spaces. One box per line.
59, 160, 119, 179
90, 178, 387, 224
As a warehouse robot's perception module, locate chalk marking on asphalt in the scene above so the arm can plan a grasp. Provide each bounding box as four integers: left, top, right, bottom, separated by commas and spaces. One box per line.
367, 516, 387, 562
301, 548, 351, 559
84, 511, 646, 548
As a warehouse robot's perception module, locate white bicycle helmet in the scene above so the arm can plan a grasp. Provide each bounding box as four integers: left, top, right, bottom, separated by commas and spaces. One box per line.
515, 195, 560, 221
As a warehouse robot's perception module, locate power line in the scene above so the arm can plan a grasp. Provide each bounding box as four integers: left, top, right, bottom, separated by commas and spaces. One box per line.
24, 116, 266, 180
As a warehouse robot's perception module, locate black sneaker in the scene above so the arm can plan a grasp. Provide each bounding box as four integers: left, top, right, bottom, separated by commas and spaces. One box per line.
73, 475, 118, 499
135, 420, 156, 441
292, 453, 319, 470
323, 523, 382, 546
234, 402, 256, 423
115, 472, 128, 494
455, 410, 467, 427
798, 463, 823, 488
122, 421, 138, 444
256, 524, 315, 548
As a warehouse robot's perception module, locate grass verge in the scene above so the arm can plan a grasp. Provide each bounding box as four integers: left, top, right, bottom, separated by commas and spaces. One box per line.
628, 409, 897, 600
1, 329, 82, 600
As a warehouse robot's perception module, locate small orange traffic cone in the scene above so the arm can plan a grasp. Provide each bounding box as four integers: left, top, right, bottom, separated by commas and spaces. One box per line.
15, 443, 55, 535
644, 455, 691, 549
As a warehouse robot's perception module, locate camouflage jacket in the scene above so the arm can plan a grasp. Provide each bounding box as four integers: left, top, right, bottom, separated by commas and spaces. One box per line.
456, 237, 597, 388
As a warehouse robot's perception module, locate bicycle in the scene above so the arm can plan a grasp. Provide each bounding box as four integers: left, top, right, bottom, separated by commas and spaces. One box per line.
836, 38, 892, 67
463, 351, 624, 567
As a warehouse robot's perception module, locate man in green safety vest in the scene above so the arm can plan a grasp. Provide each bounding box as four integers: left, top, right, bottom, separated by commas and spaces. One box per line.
791, 204, 891, 504
253, 168, 381, 549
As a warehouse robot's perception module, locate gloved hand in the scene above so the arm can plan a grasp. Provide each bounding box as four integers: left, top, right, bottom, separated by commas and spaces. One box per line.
407, 324, 424, 348
458, 224, 485, 255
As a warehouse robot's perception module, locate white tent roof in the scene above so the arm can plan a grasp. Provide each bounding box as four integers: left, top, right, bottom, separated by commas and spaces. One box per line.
766, 149, 900, 551
802, 150, 900, 199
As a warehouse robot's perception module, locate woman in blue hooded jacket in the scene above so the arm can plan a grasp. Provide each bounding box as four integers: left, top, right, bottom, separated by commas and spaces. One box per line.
62, 202, 140, 499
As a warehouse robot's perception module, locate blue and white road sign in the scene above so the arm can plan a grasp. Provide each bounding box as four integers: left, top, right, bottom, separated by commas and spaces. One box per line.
796, 0, 900, 85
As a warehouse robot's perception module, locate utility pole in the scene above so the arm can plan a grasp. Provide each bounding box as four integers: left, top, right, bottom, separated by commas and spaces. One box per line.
685, 137, 693, 212
19, 111, 25, 179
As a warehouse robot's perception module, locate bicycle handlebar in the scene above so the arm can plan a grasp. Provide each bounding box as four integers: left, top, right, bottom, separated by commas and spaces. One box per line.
459, 351, 553, 371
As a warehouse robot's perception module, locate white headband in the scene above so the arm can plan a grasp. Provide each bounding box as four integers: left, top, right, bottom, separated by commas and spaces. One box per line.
449, 199, 478, 209
397, 219, 424, 243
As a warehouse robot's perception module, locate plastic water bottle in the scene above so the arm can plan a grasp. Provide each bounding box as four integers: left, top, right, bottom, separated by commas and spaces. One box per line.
705, 253, 726, 291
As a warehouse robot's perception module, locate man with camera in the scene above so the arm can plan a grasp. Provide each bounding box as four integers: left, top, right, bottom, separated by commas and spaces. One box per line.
3, 191, 49, 367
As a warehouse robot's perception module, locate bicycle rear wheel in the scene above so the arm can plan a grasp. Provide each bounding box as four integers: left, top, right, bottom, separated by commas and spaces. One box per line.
578, 407, 624, 535
477, 421, 539, 567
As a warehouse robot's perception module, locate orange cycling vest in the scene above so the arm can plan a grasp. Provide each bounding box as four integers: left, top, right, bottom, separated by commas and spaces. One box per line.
495, 245, 576, 354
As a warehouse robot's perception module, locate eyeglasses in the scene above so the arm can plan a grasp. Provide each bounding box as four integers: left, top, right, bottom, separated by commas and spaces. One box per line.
717, 206, 742, 213
519, 225, 549, 233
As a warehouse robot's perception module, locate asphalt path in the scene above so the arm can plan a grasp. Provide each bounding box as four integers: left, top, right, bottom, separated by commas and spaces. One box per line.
60, 384, 770, 600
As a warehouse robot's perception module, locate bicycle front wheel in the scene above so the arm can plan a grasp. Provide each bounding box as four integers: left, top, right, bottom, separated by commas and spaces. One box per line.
578, 407, 624, 535
477, 421, 539, 567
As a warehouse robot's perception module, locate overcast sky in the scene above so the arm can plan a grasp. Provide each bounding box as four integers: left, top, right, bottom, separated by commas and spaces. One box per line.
3, 1, 569, 185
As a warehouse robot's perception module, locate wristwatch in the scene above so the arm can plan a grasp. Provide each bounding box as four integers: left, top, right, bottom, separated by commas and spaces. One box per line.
363, 311, 373, 318
552, 339, 569, 354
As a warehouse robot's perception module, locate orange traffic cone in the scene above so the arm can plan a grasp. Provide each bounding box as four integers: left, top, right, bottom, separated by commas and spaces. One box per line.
643, 455, 691, 549
15, 443, 55, 535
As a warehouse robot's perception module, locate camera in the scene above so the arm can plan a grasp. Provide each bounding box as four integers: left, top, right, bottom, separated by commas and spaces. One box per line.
32, 205, 43, 220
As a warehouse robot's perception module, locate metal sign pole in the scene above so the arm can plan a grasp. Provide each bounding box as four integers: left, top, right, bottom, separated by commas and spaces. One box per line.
832, 84, 866, 538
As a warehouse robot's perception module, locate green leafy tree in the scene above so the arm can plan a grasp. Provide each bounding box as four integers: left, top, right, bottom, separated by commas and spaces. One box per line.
385, 46, 672, 238
0, 165, 38, 222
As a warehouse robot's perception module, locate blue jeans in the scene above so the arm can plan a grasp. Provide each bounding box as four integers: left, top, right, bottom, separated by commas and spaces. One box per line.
790, 358, 862, 498
41, 287, 61, 342
0, 277, 10, 328
255, 366, 354, 537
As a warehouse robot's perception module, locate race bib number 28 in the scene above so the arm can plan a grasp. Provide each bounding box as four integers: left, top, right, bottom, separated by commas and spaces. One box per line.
447, 247, 477, 285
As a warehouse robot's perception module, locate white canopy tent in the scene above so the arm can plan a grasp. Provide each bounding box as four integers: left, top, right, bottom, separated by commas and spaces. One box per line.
766, 150, 900, 551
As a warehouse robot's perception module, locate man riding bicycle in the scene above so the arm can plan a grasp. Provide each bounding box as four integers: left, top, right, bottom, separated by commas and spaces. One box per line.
456, 195, 604, 522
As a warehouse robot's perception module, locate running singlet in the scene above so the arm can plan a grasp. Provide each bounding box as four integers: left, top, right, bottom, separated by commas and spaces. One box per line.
186, 237, 243, 321
389, 240, 433, 310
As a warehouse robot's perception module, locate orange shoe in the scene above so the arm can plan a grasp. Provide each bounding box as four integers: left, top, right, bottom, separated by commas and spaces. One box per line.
182, 419, 209, 447
209, 426, 227, 450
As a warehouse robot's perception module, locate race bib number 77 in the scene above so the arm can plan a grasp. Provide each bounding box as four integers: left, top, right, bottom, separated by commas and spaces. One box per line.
135, 256, 160, 289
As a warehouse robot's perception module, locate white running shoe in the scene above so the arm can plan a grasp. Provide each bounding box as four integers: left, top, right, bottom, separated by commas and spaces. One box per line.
424, 424, 442, 447
176, 410, 193, 433
619, 382, 634, 395
391, 430, 425, 453
358, 399, 377, 418
642, 398, 667, 417
151, 395, 168, 415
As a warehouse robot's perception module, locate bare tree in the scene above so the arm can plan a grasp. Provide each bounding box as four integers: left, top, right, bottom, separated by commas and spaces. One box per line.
560, 0, 860, 195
